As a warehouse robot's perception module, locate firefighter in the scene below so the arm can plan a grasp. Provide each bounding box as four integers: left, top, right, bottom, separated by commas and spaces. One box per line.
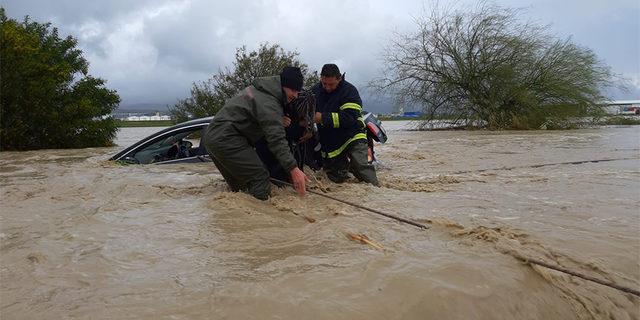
312, 64, 379, 186
203, 67, 309, 200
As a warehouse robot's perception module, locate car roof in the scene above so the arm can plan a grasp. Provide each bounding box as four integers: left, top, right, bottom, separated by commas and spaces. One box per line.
109, 117, 213, 161
176, 116, 214, 127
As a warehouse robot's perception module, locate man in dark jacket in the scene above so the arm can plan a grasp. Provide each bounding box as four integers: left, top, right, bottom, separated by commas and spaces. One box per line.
312, 64, 379, 185
204, 67, 308, 200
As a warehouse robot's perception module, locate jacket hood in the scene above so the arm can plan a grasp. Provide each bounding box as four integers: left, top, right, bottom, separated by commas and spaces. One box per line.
253, 76, 284, 103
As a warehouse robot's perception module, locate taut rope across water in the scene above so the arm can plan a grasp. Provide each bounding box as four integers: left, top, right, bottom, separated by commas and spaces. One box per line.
449, 156, 640, 174
270, 177, 429, 230
269, 176, 640, 298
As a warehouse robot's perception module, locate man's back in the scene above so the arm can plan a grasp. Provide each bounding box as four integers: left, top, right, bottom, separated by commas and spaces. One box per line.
207, 76, 284, 145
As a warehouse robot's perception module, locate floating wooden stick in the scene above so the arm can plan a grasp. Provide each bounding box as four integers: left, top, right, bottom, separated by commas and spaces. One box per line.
346, 233, 384, 250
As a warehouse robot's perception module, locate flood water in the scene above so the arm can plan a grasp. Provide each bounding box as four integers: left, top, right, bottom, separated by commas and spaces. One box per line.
1, 122, 639, 319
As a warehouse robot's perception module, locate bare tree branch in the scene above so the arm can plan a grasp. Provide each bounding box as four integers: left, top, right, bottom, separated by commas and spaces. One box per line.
372, 1, 616, 129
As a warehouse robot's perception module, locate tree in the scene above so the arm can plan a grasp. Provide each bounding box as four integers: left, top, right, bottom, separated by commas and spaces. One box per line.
0, 8, 120, 150
170, 43, 318, 123
373, 2, 615, 129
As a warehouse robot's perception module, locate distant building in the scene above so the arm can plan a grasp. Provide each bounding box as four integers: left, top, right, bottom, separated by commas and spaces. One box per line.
402, 111, 424, 118
118, 111, 172, 121
601, 100, 640, 115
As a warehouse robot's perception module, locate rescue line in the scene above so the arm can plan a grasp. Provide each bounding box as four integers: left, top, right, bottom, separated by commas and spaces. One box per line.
449, 156, 640, 174
269, 176, 640, 298
269, 177, 428, 229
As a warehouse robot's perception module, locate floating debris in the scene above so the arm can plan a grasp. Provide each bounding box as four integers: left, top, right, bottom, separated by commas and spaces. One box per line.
346, 233, 384, 250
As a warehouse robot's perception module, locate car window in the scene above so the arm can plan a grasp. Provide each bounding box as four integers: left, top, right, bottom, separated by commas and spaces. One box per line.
184, 130, 201, 148
133, 128, 203, 164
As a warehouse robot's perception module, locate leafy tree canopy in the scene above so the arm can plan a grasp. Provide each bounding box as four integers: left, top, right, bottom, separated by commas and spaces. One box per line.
1, 8, 120, 150
170, 43, 318, 123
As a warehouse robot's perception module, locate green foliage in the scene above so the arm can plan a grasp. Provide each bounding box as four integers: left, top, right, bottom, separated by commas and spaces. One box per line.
169, 43, 318, 123
0, 8, 120, 150
601, 116, 640, 126
374, 2, 617, 130
511, 104, 604, 129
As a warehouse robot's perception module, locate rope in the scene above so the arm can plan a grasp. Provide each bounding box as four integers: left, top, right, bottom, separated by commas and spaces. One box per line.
287, 91, 316, 169
269, 176, 640, 298
515, 256, 640, 297
449, 157, 639, 175
269, 177, 429, 230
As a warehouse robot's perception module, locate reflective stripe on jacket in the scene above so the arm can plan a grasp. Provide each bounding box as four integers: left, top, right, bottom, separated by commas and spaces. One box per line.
313, 79, 366, 158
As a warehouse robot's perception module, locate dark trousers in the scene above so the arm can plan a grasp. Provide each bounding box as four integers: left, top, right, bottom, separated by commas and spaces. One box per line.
255, 138, 289, 185
324, 140, 379, 186
254, 135, 322, 184
205, 127, 271, 200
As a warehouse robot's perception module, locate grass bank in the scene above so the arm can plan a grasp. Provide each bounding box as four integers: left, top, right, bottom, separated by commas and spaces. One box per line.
600, 116, 640, 125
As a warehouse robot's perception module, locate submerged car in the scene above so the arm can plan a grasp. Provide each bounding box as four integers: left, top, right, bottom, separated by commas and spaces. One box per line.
110, 117, 213, 165
110, 113, 388, 165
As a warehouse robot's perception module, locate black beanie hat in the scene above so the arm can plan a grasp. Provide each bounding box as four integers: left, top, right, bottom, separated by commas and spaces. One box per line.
280, 66, 304, 91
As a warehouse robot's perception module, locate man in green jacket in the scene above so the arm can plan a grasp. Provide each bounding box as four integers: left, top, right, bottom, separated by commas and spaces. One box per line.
204, 67, 308, 200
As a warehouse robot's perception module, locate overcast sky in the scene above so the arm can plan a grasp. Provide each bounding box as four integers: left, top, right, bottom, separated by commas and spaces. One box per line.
3, 0, 639, 112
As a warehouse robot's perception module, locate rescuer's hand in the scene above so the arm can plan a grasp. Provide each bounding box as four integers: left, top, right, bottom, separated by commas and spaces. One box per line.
298, 130, 313, 143
289, 167, 309, 197
282, 116, 292, 127
314, 112, 322, 124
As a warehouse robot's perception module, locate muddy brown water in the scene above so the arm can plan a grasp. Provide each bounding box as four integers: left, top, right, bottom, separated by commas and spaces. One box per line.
1, 123, 639, 319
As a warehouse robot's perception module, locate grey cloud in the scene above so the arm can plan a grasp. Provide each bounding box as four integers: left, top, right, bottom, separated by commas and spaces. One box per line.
3, 0, 639, 109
